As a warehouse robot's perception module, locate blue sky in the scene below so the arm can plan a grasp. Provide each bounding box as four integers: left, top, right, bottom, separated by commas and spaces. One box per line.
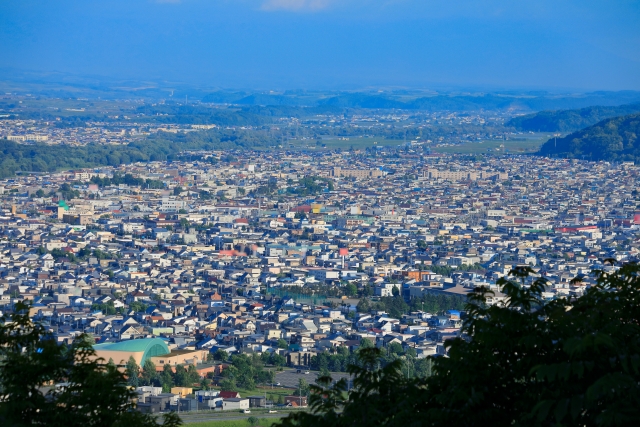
1, 0, 639, 90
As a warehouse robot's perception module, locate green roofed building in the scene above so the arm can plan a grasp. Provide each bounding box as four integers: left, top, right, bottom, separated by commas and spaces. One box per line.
93, 338, 170, 366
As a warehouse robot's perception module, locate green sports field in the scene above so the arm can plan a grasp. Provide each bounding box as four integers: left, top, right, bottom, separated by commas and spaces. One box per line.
432, 134, 552, 155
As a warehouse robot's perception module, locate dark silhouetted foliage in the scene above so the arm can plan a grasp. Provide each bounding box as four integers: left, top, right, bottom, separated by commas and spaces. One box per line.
0, 301, 182, 427
278, 262, 640, 427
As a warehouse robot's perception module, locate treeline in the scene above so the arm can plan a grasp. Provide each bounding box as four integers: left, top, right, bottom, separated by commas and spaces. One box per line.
134, 104, 273, 126
126, 357, 201, 391
286, 176, 335, 196
507, 102, 640, 132
309, 339, 433, 378
217, 353, 276, 391
538, 112, 640, 162
37, 245, 115, 263
90, 172, 164, 189
356, 294, 466, 318
0, 127, 281, 178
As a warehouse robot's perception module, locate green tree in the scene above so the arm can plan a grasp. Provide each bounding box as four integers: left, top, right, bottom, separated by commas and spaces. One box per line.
128, 301, 148, 313
213, 349, 228, 361
295, 378, 310, 397
0, 301, 181, 427
387, 342, 403, 355
161, 364, 174, 392
269, 353, 287, 367
344, 283, 357, 297
277, 338, 289, 349
125, 356, 140, 388
140, 359, 157, 386
173, 364, 188, 387
359, 338, 374, 349
219, 378, 237, 392
201, 377, 211, 389
186, 364, 199, 386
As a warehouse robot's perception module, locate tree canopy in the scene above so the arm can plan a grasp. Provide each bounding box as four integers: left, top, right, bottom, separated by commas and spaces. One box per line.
539, 112, 640, 162
0, 301, 181, 427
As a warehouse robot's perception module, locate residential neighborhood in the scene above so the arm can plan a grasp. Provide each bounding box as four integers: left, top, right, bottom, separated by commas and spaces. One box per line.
1, 148, 639, 412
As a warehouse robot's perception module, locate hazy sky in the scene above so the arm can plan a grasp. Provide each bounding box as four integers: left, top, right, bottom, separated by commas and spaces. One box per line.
1, 0, 639, 90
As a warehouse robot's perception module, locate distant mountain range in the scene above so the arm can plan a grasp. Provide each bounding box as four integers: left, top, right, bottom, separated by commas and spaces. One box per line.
538, 113, 640, 162
507, 103, 640, 132
203, 91, 640, 112
2, 69, 640, 113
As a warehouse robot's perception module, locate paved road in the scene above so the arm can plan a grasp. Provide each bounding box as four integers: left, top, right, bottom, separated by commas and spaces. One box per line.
274, 369, 351, 389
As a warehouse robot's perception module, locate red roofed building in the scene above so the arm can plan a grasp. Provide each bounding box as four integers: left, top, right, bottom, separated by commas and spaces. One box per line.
555, 225, 598, 233
219, 391, 241, 399
291, 205, 312, 213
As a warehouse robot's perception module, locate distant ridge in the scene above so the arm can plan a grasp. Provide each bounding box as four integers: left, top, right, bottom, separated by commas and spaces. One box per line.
202, 91, 640, 112
538, 113, 640, 162
507, 103, 640, 132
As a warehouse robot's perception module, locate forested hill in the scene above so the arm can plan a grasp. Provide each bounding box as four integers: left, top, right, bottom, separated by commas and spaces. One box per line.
507, 103, 640, 132
0, 128, 281, 178
538, 113, 640, 161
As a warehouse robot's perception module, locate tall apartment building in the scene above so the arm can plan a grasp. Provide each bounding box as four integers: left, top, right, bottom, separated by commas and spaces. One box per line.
423, 169, 508, 181
8, 134, 48, 142
331, 167, 383, 179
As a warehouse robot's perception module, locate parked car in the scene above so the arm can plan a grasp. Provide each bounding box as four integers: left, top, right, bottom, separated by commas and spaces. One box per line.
242, 409, 251, 414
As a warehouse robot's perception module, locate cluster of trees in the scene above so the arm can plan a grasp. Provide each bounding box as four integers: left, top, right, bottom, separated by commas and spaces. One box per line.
539, 112, 640, 162
309, 339, 433, 379
0, 126, 283, 177
408, 293, 466, 314
0, 301, 181, 426
218, 353, 276, 391
277, 262, 640, 427
58, 182, 80, 200
124, 358, 202, 392
286, 176, 335, 196
90, 173, 164, 189
356, 295, 409, 318
37, 245, 115, 264
134, 104, 273, 126
356, 294, 464, 318
90, 301, 122, 316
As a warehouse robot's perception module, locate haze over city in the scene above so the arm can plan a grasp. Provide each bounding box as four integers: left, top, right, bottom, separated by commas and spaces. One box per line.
1, 0, 639, 90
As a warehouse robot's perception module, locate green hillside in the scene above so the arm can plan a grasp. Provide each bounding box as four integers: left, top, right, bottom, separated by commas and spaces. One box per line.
507, 103, 640, 132
538, 112, 640, 161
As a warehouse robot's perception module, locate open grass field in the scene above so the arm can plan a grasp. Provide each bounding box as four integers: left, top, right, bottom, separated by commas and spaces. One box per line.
174, 407, 306, 426
187, 417, 279, 427
433, 137, 548, 155
287, 137, 405, 150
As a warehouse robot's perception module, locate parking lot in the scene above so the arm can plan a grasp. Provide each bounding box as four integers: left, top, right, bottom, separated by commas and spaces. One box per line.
273, 370, 352, 389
